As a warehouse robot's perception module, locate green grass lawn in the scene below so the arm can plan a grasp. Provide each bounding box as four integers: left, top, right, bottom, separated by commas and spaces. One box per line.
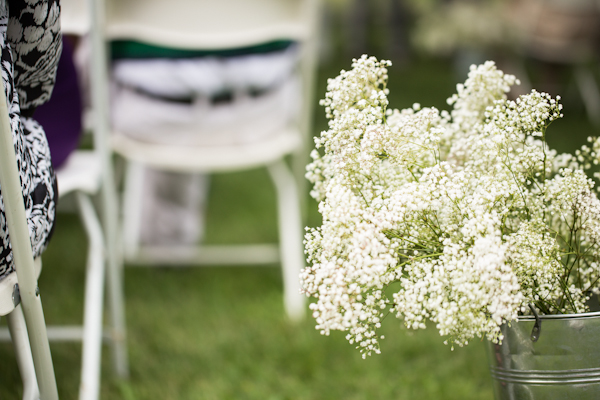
0, 55, 598, 399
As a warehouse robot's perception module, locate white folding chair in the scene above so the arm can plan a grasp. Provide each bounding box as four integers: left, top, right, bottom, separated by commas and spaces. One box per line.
0, 65, 59, 399
0, 1, 130, 398
85, 0, 321, 321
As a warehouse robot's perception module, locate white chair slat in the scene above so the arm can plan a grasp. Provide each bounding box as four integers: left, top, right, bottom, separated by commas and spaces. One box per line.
55, 151, 103, 197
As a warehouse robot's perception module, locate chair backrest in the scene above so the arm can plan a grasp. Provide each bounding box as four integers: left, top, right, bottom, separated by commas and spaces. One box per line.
104, 0, 317, 49
60, 0, 321, 203
103, 0, 321, 182
0, 59, 59, 400
62, 0, 319, 48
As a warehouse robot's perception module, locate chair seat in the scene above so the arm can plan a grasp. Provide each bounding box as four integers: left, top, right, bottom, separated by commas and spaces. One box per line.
0, 258, 42, 316
55, 151, 102, 197
111, 127, 302, 173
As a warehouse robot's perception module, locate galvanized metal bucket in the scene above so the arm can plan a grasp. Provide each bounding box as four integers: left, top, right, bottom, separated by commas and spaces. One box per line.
486, 311, 600, 400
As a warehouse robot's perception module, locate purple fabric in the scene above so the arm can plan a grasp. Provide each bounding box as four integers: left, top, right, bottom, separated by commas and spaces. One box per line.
34, 37, 83, 169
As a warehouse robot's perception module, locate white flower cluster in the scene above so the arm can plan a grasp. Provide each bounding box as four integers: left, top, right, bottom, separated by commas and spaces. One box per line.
303, 55, 600, 357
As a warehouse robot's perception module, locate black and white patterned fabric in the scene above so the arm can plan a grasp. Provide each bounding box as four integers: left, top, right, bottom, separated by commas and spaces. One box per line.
7, 0, 60, 112
0, 0, 60, 281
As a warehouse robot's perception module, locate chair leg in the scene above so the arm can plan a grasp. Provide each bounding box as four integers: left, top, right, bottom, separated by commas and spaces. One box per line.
18, 288, 58, 400
6, 304, 40, 400
76, 193, 106, 400
104, 210, 130, 379
122, 161, 145, 260
105, 240, 129, 379
267, 160, 306, 321
100, 177, 132, 378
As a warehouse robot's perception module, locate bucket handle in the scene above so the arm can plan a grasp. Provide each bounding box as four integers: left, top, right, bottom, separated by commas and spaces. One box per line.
529, 304, 542, 342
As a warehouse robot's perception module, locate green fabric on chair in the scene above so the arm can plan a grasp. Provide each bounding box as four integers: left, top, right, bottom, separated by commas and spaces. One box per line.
110, 40, 295, 59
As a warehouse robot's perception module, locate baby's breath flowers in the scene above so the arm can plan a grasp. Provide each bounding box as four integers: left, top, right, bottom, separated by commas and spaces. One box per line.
303, 55, 600, 358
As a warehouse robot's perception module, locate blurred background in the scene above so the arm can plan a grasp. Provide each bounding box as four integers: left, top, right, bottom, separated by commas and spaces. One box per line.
2, 0, 600, 398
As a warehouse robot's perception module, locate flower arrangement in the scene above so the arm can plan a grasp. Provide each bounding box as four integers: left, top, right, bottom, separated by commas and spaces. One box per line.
302, 56, 600, 358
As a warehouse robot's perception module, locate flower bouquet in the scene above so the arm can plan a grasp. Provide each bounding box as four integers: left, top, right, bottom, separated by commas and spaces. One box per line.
302, 56, 600, 358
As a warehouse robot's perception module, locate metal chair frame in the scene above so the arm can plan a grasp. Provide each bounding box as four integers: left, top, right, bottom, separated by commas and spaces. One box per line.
0, 60, 59, 400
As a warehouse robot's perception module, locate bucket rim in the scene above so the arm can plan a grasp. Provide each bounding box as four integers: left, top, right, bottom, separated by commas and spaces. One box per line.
518, 310, 600, 321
